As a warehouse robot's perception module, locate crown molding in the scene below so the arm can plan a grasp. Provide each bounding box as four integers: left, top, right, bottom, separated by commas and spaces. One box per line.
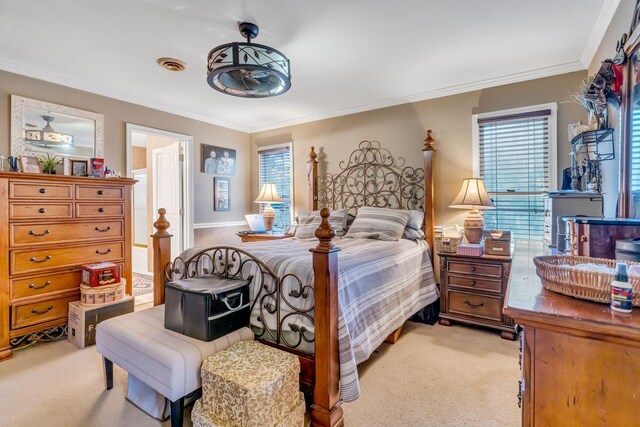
580, 0, 621, 69
0, 57, 251, 133
249, 61, 586, 132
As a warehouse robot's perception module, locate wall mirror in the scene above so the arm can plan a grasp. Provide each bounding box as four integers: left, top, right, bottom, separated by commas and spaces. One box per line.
10, 95, 104, 160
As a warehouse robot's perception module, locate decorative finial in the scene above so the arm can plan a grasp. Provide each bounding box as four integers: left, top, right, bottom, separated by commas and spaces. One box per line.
314, 207, 335, 250
153, 208, 171, 237
308, 146, 318, 163
423, 129, 435, 151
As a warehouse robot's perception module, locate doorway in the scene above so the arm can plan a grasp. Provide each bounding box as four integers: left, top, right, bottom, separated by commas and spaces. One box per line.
126, 124, 194, 303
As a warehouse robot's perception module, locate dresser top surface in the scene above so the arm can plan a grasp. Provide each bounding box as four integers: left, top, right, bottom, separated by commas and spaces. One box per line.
0, 171, 135, 185
504, 240, 640, 335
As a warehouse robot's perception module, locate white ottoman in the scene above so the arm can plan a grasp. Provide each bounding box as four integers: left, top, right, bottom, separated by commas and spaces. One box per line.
95, 305, 253, 427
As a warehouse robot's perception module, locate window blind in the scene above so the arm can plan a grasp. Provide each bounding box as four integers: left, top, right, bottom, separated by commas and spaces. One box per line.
478, 109, 551, 240
630, 107, 640, 191
258, 145, 292, 230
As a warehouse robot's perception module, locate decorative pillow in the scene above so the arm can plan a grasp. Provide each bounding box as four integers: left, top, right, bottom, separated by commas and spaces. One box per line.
403, 210, 425, 240
294, 209, 347, 239
344, 207, 411, 241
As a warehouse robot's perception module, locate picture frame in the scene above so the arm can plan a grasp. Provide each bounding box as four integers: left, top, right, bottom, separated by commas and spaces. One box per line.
201, 144, 236, 176
19, 155, 40, 173
69, 159, 89, 177
214, 177, 230, 211
89, 158, 105, 177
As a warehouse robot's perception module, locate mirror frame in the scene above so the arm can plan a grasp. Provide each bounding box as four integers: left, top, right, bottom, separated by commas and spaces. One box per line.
10, 95, 104, 160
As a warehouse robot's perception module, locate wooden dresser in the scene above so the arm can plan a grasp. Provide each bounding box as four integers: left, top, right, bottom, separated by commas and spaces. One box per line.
504, 240, 640, 426
438, 252, 516, 340
0, 172, 135, 361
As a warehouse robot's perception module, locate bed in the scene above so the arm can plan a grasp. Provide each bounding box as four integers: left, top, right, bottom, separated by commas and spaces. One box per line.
151, 132, 437, 427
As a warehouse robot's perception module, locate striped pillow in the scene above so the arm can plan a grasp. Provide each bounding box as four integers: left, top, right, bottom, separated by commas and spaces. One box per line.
295, 209, 348, 239
345, 207, 411, 241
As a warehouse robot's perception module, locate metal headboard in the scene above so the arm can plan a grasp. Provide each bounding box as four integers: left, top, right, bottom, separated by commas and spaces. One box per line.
315, 140, 425, 216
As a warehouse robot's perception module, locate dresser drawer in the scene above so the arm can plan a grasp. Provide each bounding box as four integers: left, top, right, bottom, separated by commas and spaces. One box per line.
447, 274, 502, 293
9, 181, 73, 200
10, 220, 124, 247
448, 291, 502, 322
447, 261, 502, 278
11, 294, 79, 329
10, 241, 124, 275
76, 185, 125, 200
11, 270, 82, 300
75, 203, 125, 218
9, 203, 73, 220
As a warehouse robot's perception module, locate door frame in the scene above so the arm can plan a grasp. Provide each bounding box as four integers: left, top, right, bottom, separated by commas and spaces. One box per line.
125, 123, 194, 251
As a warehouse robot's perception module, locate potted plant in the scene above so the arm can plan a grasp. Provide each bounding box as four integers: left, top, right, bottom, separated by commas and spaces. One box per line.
36, 154, 62, 174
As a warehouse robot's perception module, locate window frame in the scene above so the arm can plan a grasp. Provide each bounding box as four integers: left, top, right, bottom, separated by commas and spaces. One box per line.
257, 142, 294, 227
471, 103, 558, 239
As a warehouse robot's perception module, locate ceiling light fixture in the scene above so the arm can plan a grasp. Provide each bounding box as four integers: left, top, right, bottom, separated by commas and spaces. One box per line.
207, 22, 291, 98
24, 115, 74, 147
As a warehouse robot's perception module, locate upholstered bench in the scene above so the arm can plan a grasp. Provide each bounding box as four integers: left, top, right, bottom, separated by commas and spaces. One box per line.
95, 305, 254, 427
192, 341, 305, 427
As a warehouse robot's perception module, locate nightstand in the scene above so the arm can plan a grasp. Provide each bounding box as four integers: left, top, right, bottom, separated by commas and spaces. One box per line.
236, 233, 294, 243
438, 252, 516, 340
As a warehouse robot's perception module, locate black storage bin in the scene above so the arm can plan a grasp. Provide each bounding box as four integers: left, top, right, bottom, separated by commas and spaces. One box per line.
616, 237, 640, 262
164, 276, 251, 342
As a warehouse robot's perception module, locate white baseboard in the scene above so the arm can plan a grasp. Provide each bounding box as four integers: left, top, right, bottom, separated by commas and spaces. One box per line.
193, 221, 248, 229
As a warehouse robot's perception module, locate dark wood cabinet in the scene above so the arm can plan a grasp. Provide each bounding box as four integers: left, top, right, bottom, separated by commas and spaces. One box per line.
438, 252, 516, 340
567, 216, 640, 259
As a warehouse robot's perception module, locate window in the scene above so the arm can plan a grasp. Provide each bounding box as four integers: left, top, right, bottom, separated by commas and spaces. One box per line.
258, 143, 293, 230
473, 104, 557, 240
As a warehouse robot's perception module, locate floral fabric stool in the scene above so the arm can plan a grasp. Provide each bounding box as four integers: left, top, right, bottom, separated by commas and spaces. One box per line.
191, 341, 305, 427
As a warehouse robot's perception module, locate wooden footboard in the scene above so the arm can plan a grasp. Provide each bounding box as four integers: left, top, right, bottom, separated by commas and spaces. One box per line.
152, 208, 343, 427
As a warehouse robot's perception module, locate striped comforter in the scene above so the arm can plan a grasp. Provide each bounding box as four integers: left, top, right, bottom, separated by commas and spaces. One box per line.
179, 237, 438, 402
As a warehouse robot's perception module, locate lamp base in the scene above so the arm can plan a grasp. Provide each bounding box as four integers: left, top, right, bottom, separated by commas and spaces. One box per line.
262, 204, 275, 232
464, 209, 484, 244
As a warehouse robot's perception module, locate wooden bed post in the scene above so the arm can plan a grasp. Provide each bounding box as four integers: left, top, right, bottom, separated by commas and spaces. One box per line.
423, 130, 436, 263
310, 208, 343, 427
152, 208, 172, 306
308, 146, 319, 210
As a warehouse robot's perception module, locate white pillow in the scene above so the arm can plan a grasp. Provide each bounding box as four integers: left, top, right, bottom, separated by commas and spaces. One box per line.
344, 207, 411, 241
294, 209, 348, 239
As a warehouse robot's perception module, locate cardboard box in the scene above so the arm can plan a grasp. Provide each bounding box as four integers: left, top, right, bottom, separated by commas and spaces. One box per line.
68, 295, 134, 348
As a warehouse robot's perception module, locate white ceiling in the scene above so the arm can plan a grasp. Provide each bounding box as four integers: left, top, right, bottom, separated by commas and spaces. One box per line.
0, 0, 619, 133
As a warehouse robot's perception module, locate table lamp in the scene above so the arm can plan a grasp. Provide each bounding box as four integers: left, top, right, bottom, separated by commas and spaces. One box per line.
449, 178, 495, 244
255, 183, 282, 232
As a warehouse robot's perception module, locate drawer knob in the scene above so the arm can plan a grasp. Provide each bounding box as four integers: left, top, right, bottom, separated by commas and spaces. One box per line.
29, 281, 51, 290
470, 266, 476, 272
96, 248, 112, 255
97, 190, 104, 195
95, 226, 112, 233
98, 208, 105, 213
29, 255, 51, 263
38, 208, 46, 214
464, 299, 484, 308
31, 305, 53, 315
470, 280, 476, 286
39, 188, 46, 194
29, 229, 50, 237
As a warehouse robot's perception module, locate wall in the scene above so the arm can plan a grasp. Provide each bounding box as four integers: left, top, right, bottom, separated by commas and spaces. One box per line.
0, 70, 251, 227
589, 0, 637, 217
251, 72, 587, 226
131, 146, 147, 170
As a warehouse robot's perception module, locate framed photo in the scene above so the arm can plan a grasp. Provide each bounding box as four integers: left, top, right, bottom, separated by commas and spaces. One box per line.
214, 177, 230, 211
19, 155, 40, 173
201, 144, 236, 176
89, 158, 105, 177
70, 159, 89, 177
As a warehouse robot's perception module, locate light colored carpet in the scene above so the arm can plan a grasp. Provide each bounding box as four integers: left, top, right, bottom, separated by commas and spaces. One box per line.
132, 273, 154, 297
0, 322, 519, 427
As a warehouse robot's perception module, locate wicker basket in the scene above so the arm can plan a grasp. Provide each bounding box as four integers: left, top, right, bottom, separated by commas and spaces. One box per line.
533, 256, 640, 306
435, 235, 464, 253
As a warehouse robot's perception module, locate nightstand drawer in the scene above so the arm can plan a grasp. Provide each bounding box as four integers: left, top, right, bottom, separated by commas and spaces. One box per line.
448, 291, 502, 322
448, 261, 502, 278
447, 274, 502, 293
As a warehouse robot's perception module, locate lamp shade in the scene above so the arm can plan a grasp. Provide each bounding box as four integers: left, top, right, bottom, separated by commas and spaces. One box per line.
255, 183, 282, 204
449, 178, 495, 210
